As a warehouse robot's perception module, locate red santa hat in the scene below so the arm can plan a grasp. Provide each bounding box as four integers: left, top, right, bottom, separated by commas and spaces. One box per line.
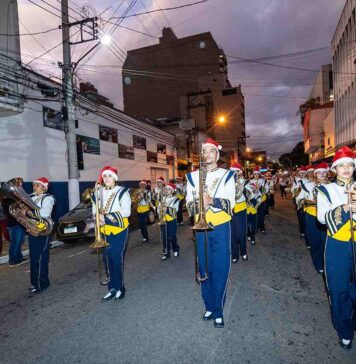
253, 166, 261, 174
156, 176, 165, 183
202, 138, 222, 158
298, 166, 307, 174
33, 177, 49, 190
101, 166, 118, 181
176, 176, 182, 180
139, 180, 147, 186
165, 182, 176, 192
314, 162, 329, 174
331, 146, 355, 171
306, 164, 315, 173
230, 162, 243, 172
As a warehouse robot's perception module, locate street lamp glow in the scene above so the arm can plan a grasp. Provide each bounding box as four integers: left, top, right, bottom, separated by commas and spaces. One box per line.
246, 147, 251, 153
258, 156, 263, 162
218, 115, 226, 123
100, 34, 111, 45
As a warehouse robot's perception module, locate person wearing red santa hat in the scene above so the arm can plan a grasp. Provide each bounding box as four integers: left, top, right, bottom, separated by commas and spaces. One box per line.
296, 162, 329, 273
230, 162, 248, 263
92, 166, 131, 302
27, 177, 55, 296
152, 176, 166, 210
317, 146, 356, 350
186, 138, 235, 328
291, 166, 309, 240
136, 180, 151, 243
158, 182, 180, 260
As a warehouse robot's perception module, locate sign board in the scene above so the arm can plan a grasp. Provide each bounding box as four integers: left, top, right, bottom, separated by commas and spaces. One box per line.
179, 118, 195, 130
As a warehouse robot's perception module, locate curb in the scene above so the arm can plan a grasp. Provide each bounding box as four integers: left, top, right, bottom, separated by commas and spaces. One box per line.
0, 240, 64, 265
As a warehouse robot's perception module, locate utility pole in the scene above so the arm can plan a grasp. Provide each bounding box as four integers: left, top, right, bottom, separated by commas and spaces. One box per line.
62, 0, 79, 210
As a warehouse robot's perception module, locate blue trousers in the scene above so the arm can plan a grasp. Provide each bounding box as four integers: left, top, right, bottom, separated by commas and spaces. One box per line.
161, 220, 179, 257
137, 211, 149, 240
305, 213, 326, 271
103, 228, 129, 292
296, 208, 305, 236
8, 225, 25, 264
231, 210, 247, 260
257, 201, 266, 232
177, 200, 184, 224
247, 213, 257, 242
325, 238, 356, 340
196, 222, 231, 318
28, 235, 50, 291
303, 211, 310, 247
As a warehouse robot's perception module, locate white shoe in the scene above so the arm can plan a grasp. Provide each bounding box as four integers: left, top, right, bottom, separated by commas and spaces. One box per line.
232, 258, 238, 263
142, 238, 148, 242
173, 251, 179, 257
251, 240, 255, 245
161, 255, 168, 261
247, 236, 251, 241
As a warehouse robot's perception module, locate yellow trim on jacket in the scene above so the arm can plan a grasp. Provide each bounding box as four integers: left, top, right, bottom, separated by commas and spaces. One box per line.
137, 204, 150, 213
100, 218, 129, 236
234, 201, 247, 213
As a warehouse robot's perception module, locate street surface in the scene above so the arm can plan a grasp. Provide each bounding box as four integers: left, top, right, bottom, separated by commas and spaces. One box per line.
0, 195, 354, 363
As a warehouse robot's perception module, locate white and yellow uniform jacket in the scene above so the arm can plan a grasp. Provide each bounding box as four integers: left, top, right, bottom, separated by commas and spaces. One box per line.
245, 183, 262, 215
153, 186, 164, 207
30, 193, 55, 219
317, 179, 355, 242
296, 180, 317, 216
92, 185, 131, 235
186, 167, 235, 227
175, 182, 186, 201
158, 196, 180, 222
137, 190, 151, 213
233, 176, 247, 214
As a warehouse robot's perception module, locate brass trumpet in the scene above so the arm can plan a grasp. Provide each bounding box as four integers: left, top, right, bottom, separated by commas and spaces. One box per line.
89, 182, 110, 286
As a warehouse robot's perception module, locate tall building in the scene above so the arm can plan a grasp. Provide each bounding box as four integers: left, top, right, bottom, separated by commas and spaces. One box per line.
331, 0, 356, 149
123, 28, 245, 169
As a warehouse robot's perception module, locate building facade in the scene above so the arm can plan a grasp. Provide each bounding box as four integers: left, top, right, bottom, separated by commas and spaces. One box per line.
0, 69, 177, 221
331, 0, 356, 148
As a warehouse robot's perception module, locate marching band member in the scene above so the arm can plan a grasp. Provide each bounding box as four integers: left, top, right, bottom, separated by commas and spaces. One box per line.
246, 180, 262, 245
153, 176, 165, 209
296, 163, 328, 273
92, 166, 131, 302
136, 180, 151, 243
27, 177, 55, 296
175, 176, 186, 226
158, 182, 180, 261
266, 171, 275, 211
251, 167, 268, 234
230, 162, 248, 263
291, 166, 308, 238
186, 138, 235, 328
317, 147, 356, 350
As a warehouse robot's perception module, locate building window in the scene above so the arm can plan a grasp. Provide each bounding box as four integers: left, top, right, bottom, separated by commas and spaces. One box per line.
199, 41, 206, 49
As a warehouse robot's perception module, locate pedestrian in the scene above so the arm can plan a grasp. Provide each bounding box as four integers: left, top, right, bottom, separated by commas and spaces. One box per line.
186, 138, 235, 328
230, 162, 248, 263
136, 180, 151, 243
93, 166, 131, 302
317, 146, 356, 350
279, 173, 288, 198
158, 182, 180, 261
27, 177, 55, 296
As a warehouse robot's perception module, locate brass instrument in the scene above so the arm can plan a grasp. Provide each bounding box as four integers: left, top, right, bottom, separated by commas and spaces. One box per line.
131, 188, 146, 205
89, 182, 110, 286
235, 177, 244, 201
158, 195, 167, 226
345, 183, 356, 287
0, 178, 53, 236
192, 153, 212, 283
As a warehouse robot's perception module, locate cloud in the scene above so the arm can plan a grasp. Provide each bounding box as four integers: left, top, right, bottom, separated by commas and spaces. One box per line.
16, 0, 345, 159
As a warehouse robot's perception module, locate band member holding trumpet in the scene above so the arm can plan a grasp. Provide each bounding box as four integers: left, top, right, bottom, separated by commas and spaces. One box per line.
158, 182, 180, 261
153, 176, 165, 209
296, 162, 328, 273
251, 166, 268, 234
186, 138, 235, 328
28, 177, 55, 296
136, 180, 151, 243
92, 166, 131, 302
246, 180, 262, 246
230, 162, 248, 263
317, 147, 356, 350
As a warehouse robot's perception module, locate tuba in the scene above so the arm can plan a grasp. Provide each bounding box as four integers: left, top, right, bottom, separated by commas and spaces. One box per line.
0, 178, 53, 236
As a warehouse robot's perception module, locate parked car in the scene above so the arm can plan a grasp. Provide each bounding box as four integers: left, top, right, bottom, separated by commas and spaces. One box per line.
57, 195, 156, 242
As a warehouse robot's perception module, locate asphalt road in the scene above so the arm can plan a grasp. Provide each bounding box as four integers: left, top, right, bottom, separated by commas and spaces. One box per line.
0, 195, 354, 364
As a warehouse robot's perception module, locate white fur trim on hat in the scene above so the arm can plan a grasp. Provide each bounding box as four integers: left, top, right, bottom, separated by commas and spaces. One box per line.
101, 170, 118, 181
331, 156, 354, 171
33, 180, 48, 188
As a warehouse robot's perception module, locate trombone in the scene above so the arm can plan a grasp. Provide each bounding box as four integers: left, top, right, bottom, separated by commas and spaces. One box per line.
89, 181, 110, 286
192, 153, 212, 284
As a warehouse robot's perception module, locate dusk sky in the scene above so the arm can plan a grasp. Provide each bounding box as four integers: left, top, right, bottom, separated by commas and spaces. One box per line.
17, 0, 346, 160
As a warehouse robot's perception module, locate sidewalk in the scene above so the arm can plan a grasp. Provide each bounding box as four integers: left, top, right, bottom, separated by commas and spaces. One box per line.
0, 236, 63, 265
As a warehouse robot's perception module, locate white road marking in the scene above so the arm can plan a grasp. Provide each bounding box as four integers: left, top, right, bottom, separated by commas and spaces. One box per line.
68, 250, 87, 258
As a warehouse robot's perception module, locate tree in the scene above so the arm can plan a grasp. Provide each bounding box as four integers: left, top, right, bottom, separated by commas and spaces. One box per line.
279, 141, 308, 169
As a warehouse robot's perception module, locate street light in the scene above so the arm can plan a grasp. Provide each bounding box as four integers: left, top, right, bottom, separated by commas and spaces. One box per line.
217, 115, 226, 124
100, 34, 111, 45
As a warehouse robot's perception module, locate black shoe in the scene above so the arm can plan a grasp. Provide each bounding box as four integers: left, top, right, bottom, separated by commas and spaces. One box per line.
202, 311, 213, 321
101, 290, 116, 302
338, 338, 352, 350
115, 288, 126, 301
214, 318, 224, 328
